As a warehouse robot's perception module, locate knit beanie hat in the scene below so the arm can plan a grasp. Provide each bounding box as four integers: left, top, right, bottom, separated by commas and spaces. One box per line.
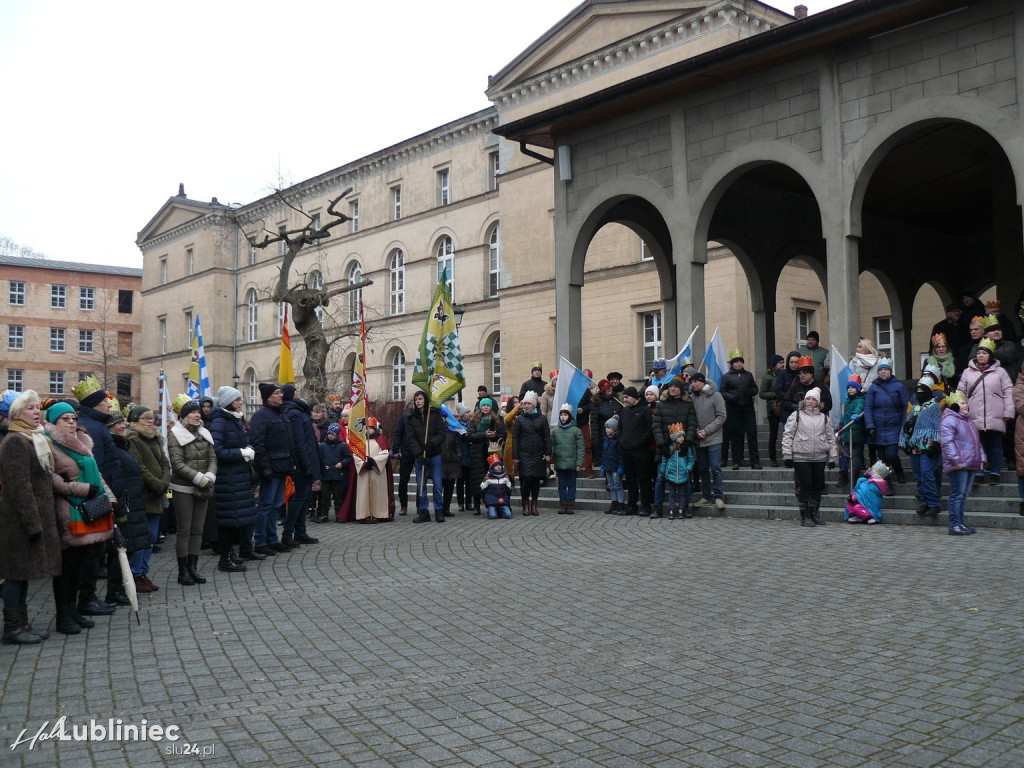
804, 387, 822, 403
259, 383, 280, 402
645, 385, 660, 400
8, 390, 39, 422
177, 399, 201, 420
128, 405, 153, 423
682, 365, 699, 378
690, 372, 707, 383
769, 354, 784, 367
605, 415, 619, 432
622, 386, 640, 400
106, 409, 126, 428
0, 390, 20, 419
327, 423, 341, 437
845, 374, 863, 393
667, 376, 685, 391
46, 400, 76, 424
281, 383, 297, 401
217, 386, 243, 409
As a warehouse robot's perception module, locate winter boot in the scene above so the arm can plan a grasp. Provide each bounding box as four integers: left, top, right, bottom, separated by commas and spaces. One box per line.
229, 547, 245, 565
652, 505, 663, 519
412, 509, 431, 523
20, 601, 48, 640
605, 501, 618, 514
218, 553, 247, 572
522, 500, 530, 517
67, 606, 94, 629
434, 508, 445, 522
3, 609, 43, 645
638, 505, 651, 517
799, 502, 815, 527
566, 502, 575, 515
55, 605, 82, 635
187, 554, 207, 584
177, 557, 196, 586
558, 502, 566, 515
810, 501, 827, 526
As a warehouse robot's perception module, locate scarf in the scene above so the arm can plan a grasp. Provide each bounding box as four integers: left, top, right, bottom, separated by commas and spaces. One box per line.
910, 400, 942, 450
8, 419, 53, 473
46, 428, 109, 534
930, 351, 955, 379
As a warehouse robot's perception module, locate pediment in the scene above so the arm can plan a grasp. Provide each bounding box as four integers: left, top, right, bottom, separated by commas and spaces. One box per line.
136, 197, 219, 246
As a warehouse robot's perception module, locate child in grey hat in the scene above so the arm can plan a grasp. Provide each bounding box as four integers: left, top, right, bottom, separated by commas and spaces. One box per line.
601, 416, 624, 514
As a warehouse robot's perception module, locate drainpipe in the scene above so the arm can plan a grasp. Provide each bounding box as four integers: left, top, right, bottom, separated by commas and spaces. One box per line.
232, 219, 240, 388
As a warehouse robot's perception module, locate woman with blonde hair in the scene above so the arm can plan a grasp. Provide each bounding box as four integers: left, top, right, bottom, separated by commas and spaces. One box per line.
848, 338, 880, 391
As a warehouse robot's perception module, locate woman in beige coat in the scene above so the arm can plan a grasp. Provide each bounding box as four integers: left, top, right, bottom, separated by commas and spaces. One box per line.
167, 396, 217, 586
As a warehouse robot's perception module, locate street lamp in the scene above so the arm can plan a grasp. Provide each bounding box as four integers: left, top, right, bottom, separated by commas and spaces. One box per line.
452, 302, 465, 329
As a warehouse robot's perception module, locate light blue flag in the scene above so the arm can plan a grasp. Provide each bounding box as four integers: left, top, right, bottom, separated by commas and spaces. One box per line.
186, 314, 211, 399
829, 345, 853, 428
550, 357, 595, 426
666, 326, 700, 378
702, 327, 728, 388
440, 404, 467, 435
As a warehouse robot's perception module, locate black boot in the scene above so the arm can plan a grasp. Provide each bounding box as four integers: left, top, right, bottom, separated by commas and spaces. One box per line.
3, 609, 43, 645
55, 606, 82, 635
605, 501, 617, 514
810, 500, 827, 526
177, 557, 196, 586
412, 509, 431, 523
187, 554, 207, 584
218, 554, 247, 573
20, 602, 48, 640
799, 502, 815, 527
67, 606, 94, 629
105, 587, 132, 607
434, 509, 445, 522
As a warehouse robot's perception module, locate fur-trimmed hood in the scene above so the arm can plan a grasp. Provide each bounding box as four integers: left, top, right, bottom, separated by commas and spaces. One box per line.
47, 426, 95, 457
171, 421, 214, 447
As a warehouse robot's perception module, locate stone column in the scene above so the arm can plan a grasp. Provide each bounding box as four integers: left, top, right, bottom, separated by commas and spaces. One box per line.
826, 230, 859, 367
675, 260, 706, 366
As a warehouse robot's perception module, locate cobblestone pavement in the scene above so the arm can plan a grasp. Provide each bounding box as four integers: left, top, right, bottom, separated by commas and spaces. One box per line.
1, 513, 1022, 768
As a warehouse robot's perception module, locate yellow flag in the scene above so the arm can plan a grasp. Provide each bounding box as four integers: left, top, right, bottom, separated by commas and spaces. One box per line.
279, 304, 295, 385
347, 303, 367, 462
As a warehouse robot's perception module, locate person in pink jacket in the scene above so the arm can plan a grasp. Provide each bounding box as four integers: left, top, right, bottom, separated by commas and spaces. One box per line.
956, 339, 1013, 486
940, 392, 986, 536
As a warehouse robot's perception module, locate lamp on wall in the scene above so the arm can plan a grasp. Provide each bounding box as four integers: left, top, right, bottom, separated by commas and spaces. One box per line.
452, 302, 465, 329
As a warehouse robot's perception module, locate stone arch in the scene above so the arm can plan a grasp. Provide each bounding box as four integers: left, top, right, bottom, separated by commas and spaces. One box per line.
380, 240, 408, 271
478, 213, 500, 245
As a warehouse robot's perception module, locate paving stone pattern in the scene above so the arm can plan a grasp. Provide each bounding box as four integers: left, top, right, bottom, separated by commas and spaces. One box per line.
1, 514, 1022, 767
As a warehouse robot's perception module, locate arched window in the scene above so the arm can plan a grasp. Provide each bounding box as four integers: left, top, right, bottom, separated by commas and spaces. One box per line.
436, 236, 454, 300
488, 225, 500, 298
347, 262, 362, 323
489, 333, 501, 394
246, 289, 258, 342
310, 270, 324, 323
390, 348, 406, 401
245, 368, 258, 406
389, 249, 405, 315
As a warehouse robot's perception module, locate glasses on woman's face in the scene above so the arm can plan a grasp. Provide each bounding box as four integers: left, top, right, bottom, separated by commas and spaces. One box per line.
58, 414, 77, 424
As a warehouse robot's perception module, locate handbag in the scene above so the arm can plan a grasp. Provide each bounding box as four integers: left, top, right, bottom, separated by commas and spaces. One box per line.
79, 493, 111, 524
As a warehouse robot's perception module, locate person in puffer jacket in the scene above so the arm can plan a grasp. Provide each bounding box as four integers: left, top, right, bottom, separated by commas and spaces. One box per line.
863, 358, 909, 484
941, 391, 986, 535
208, 387, 259, 572
601, 417, 624, 514
658, 423, 695, 520
105, 411, 154, 606
782, 387, 837, 528
956, 339, 1013, 486
480, 457, 513, 519
845, 460, 889, 524
550, 403, 585, 514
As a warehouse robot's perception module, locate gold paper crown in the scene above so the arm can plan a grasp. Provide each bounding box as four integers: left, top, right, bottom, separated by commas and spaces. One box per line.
71, 375, 104, 403
107, 395, 120, 414
668, 422, 685, 437
931, 333, 947, 346
728, 349, 744, 361
985, 299, 1001, 311
943, 391, 965, 407
978, 338, 996, 353
980, 314, 1000, 330
172, 393, 196, 415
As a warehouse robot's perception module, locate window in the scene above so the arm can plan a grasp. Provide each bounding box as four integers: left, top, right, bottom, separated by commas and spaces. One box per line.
184, 311, 193, 347
347, 263, 362, 323
349, 200, 359, 233
391, 185, 402, 221
49, 371, 65, 396
389, 249, 405, 315
50, 327, 66, 353
488, 151, 500, 191
78, 286, 95, 311
51, 284, 66, 309
118, 290, 133, 314
436, 236, 454, 300
796, 308, 814, 347
490, 334, 501, 394
640, 241, 653, 262
437, 168, 450, 206
390, 348, 406, 401
78, 329, 94, 354
277, 302, 286, 337
875, 317, 893, 357
7, 369, 23, 391
249, 241, 258, 265
160, 257, 168, 285
278, 225, 287, 257
118, 331, 132, 357
642, 312, 662, 374
310, 270, 324, 323
246, 368, 258, 405
310, 213, 321, 245
9, 281, 25, 306
116, 374, 132, 400
186, 247, 194, 276
8, 325, 25, 350
159, 317, 167, 354
488, 225, 501, 298
246, 289, 258, 342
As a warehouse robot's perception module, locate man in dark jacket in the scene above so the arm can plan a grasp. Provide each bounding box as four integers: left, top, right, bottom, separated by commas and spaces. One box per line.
281, 384, 321, 547
248, 383, 294, 554
616, 387, 654, 516
518, 363, 546, 401
404, 390, 447, 523
783, 356, 832, 418
74, 381, 125, 615
590, 379, 623, 467
719, 350, 761, 469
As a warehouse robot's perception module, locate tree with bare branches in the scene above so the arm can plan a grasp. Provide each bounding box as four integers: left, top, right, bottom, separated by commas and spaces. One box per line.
240, 188, 372, 405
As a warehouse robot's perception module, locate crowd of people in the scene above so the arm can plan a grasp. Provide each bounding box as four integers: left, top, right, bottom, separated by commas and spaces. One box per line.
3, 293, 1024, 645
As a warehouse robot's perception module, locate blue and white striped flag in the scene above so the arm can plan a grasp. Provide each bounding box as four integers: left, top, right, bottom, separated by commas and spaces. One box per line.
829, 345, 853, 428
666, 326, 699, 378
186, 314, 211, 399
702, 327, 728, 388
550, 357, 595, 426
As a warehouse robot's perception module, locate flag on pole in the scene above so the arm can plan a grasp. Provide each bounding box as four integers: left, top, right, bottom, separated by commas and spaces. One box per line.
348, 303, 368, 462
158, 368, 168, 440
278, 304, 295, 385
186, 314, 211, 399
549, 357, 595, 427
666, 326, 700, 378
829, 345, 854, 428
412, 267, 466, 407
702, 327, 728, 388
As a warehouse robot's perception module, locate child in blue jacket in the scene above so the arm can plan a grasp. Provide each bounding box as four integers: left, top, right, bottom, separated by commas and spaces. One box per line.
601, 416, 624, 514
658, 422, 696, 519
318, 424, 352, 522
480, 456, 513, 519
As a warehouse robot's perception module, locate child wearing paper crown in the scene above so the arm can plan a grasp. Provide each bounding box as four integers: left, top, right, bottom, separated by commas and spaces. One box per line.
845, 461, 889, 524
551, 402, 585, 514
480, 455, 513, 519
658, 423, 696, 520
838, 375, 866, 489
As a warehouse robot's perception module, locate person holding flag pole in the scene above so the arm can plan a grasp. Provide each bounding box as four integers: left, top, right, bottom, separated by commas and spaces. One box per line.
410, 267, 465, 523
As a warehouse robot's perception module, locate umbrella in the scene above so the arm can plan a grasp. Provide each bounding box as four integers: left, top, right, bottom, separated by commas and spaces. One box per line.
113, 526, 141, 625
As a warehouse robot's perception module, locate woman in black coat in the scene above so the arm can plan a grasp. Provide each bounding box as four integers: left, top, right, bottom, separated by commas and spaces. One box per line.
106, 411, 154, 605
513, 393, 552, 516
208, 388, 259, 572
465, 398, 507, 512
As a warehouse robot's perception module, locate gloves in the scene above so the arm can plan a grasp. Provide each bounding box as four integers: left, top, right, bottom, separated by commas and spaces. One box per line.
867, 429, 876, 443
617, 467, 624, 476
193, 473, 211, 489
599, 467, 605, 477
240, 447, 255, 462
827, 461, 836, 469
204, 472, 217, 485
784, 459, 793, 468
87, 484, 103, 500
28, 531, 41, 544
60, 472, 72, 483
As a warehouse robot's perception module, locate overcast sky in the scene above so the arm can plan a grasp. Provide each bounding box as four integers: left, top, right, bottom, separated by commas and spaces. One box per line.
0, 0, 847, 268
